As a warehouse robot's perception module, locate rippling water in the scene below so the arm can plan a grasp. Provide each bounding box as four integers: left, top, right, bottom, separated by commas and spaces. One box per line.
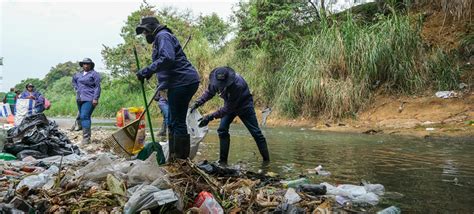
195, 124, 474, 213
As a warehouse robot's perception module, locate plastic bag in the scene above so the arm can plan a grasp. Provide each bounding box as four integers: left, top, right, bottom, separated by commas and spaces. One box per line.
127, 152, 166, 185
74, 154, 124, 181
0, 103, 12, 118
186, 109, 208, 160
284, 188, 301, 204
16, 165, 59, 190
124, 186, 178, 214
353, 192, 379, 206
14, 99, 35, 126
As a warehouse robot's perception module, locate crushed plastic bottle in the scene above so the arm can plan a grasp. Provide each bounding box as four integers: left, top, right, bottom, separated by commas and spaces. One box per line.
283, 178, 310, 188
298, 184, 327, 195
377, 206, 401, 214
194, 191, 224, 214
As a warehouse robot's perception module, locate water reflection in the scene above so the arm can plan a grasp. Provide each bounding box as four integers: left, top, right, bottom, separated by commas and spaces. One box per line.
196, 124, 474, 213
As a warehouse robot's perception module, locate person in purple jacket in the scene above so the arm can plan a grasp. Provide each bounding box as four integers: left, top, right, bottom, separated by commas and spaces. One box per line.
135, 17, 200, 160
72, 58, 101, 144
20, 83, 45, 113
190, 67, 270, 165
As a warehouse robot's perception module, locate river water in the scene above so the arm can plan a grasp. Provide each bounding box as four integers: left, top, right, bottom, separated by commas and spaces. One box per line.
46, 118, 474, 212
196, 124, 474, 213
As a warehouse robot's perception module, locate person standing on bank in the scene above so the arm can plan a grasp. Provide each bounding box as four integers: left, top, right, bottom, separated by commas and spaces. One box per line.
135, 16, 200, 160
3, 88, 17, 115
20, 83, 45, 113
190, 66, 270, 165
72, 58, 101, 144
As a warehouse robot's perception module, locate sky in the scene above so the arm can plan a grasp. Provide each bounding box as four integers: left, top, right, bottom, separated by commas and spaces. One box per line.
0, 0, 238, 91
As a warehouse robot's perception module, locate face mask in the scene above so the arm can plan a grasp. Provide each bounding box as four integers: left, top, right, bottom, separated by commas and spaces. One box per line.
146, 34, 155, 44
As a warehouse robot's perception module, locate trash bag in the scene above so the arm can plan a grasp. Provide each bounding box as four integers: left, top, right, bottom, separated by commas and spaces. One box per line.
4, 114, 80, 159
124, 185, 178, 214
16, 149, 48, 160
127, 152, 166, 185
16, 165, 59, 190
284, 188, 301, 204
74, 154, 125, 181
186, 108, 208, 159
197, 160, 240, 177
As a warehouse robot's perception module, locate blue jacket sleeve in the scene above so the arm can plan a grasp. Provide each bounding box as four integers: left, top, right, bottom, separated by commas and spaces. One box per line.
211, 85, 244, 119
195, 84, 217, 107
140, 34, 176, 90
93, 72, 101, 100
72, 73, 78, 92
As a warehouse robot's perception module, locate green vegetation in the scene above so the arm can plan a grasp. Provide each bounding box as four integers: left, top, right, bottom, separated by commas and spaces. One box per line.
12, 1, 467, 120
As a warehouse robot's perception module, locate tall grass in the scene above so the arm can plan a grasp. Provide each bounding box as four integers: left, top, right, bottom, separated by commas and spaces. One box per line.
260, 13, 458, 119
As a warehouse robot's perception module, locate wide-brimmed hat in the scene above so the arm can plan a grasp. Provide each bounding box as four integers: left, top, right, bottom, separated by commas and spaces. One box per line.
79, 58, 95, 69
209, 67, 236, 91
136, 16, 160, 35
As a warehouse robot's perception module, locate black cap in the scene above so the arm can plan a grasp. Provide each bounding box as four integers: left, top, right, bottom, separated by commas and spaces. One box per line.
209, 67, 236, 91
79, 58, 95, 69
136, 16, 160, 35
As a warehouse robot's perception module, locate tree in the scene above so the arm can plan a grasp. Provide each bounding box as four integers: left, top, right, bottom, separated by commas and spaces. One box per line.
197, 13, 230, 49
43, 61, 79, 87
233, 0, 315, 52
14, 78, 46, 92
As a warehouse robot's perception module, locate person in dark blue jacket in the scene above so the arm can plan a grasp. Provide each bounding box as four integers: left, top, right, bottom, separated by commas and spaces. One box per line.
136, 17, 200, 160
190, 67, 270, 165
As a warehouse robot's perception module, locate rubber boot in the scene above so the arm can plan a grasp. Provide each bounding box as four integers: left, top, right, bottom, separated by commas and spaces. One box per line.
75, 119, 82, 131
81, 128, 91, 144
168, 132, 175, 161
218, 136, 231, 165
157, 122, 166, 137
256, 139, 270, 162
175, 134, 190, 160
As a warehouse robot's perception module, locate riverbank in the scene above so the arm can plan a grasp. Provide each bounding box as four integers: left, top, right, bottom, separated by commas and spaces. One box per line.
252, 93, 473, 138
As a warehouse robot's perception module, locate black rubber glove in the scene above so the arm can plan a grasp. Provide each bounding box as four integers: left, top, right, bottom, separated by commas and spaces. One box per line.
198, 115, 214, 127
136, 71, 145, 83
189, 103, 199, 113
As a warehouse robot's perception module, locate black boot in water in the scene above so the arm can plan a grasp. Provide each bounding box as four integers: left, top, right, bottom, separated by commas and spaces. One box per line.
219, 136, 231, 165
175, 134, 190, 159
168, 132, 175, 161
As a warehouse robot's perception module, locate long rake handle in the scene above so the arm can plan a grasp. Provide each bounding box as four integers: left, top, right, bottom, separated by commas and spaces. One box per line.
134, 47, 157, 144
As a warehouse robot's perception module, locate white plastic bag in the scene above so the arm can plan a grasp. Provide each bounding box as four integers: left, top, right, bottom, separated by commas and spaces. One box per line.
14, 99, 35, 126
187, 108, 208, 159
284, 188, 301, 204
126, 152, 166, 185
74, 154, 125, 181
124, 185, 178, 214
16, 165, 59, 190
0, 103, 12, 118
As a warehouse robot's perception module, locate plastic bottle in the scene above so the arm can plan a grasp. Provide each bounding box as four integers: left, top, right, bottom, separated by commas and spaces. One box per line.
377, 206, 401, 214
283, 178, 310, 188
201, 197, 224, 214
299, 184, 327, 195
194, 191, 224, 214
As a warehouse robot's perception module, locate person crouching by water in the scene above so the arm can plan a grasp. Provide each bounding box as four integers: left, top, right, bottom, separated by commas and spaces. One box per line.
72, 58, 101, 144
20, 83, 45, 114
190, 66, 270, 165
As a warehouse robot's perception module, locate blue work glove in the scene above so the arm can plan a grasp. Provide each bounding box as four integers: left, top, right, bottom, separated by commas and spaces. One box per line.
198, 115, 214, 127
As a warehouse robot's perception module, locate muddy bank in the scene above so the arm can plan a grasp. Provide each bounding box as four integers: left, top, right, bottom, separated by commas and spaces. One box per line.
252, 93, 474, 138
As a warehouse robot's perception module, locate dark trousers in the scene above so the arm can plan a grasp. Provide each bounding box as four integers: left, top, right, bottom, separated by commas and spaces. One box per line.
77, 101, 95, 129
217, 107, 270, 162
167, 83, 199, 136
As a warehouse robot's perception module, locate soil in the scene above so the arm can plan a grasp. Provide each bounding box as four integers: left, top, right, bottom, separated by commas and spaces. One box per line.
254, 92, 473, 138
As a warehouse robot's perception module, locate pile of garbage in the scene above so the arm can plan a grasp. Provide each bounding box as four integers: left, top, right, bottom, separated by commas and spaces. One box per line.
0, 147, 395, 213
3, 114, 80, 159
